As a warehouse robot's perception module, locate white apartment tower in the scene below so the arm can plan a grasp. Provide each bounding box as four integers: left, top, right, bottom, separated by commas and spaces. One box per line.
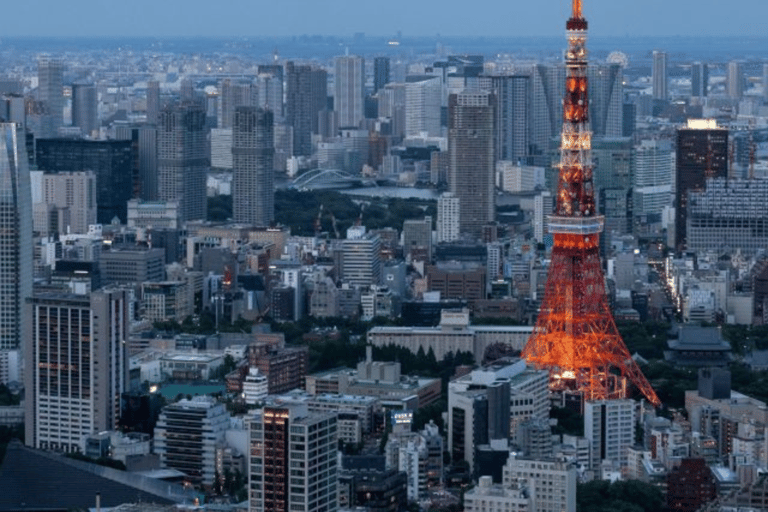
437, 192, 460, 243
405, 75, 442, 138
334, 55, 365, 128
633, 139, 674, 218
584, 399, 636, 472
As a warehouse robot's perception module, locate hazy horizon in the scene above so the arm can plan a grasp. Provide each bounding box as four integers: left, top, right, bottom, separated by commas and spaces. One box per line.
4, 0, 765, 38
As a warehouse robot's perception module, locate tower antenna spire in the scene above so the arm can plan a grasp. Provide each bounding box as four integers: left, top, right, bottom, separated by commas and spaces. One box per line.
572, 0, 583, 19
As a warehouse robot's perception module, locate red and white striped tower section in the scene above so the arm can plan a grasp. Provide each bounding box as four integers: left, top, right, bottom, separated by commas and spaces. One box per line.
521, 0, 661, 408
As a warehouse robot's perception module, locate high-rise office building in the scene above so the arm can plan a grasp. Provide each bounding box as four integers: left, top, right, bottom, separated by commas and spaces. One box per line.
0, 124, 32, 384
158, 103, 207, 222
334, 55, 365, 128
71, 83, 98, 137
584, 399, 636, 471
652, 51, 668, 101
530, 64, 565, 160
36, 138, 133, 224
727, 60, 744, 100
249, 404, 338, 512
339, 229, 382, 287
448, 90, 495, 240
378, 82, 406, 140
146, 80, 160, 125
25, 287, 130, 452
687, 178, 768, 256
691, 62, 709, 98
256, 65, 284, 122
37, 57, 64, 138
31, 170, 97, 235
491, 74, 530, 163
402, 216, 432, 260
154, 396, 230, 485
285, 62, 328, 156
374, 57, 391, 93
633, 139, 674, 219
589, 63, 623, 138
405, 75, 442, 138
219, 79, 257, 129
675, 119, 729, 250
232, 106, 274, 226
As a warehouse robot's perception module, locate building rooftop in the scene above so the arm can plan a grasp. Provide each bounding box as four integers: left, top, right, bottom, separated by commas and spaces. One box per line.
0, 441, 196, 511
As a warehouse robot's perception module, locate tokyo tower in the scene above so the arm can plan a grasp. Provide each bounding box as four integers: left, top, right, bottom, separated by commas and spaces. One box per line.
521, 0, 661, 407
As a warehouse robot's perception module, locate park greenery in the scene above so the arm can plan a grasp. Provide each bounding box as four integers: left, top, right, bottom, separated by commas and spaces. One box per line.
275, 189, 436, 236
577, 479, 666, 512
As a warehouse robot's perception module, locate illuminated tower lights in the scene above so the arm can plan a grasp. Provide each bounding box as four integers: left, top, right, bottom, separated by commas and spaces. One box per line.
521, 0, 661, 407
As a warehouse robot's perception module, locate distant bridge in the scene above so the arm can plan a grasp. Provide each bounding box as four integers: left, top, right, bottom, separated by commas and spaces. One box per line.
289, 169, 378, 191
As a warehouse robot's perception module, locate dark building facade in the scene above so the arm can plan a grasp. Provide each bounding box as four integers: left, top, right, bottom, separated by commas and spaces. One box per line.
666, 458, 717, 512
675, 121, 728, 250
373, 57, 391, 94
158, 103, 207, 222
36, 138, 133, 224
232, 106, 274, 225
285, 62, 328, 156
448, 90, 495, 240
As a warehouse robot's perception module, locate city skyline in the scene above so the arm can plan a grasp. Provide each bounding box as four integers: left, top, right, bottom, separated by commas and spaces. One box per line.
2, 0, 766, 38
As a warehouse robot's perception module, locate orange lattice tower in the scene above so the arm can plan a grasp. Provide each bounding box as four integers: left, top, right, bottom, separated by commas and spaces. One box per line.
521, 0, 661, 407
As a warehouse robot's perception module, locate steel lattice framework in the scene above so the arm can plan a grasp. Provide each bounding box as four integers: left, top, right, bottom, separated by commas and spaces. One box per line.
522, 0, 661, 407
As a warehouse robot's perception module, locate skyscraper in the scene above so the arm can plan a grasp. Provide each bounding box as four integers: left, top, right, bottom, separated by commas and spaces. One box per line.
374, 56, 391, 94
25, 287, 130, 451
256, 64, 284, 122
727, 60, 744, 100
405, 75, 442, 138
448, 90, 495, 240
675, 119, 729, 250
633, 139, 674, 219
249, 404, 338, 512
219, 79, 257, 129
0, 123, 32, 384
652, 51, 668, 101
36, 138, 133, 224
589, 63, 623, 138
491, 74, 531, 163
691, 62, 709, 98
334, 55, 365, 128
71, 83, 98, 137
158, 103, 207, 222
146, 80, 160, 125
37, 57, 64, 138
529, 63, 565, 162
285, 62, 328, 156
232, 106, 274, 226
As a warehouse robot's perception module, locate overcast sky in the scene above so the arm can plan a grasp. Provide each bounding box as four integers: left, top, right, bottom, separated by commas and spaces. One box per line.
4, 0, 765, 38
